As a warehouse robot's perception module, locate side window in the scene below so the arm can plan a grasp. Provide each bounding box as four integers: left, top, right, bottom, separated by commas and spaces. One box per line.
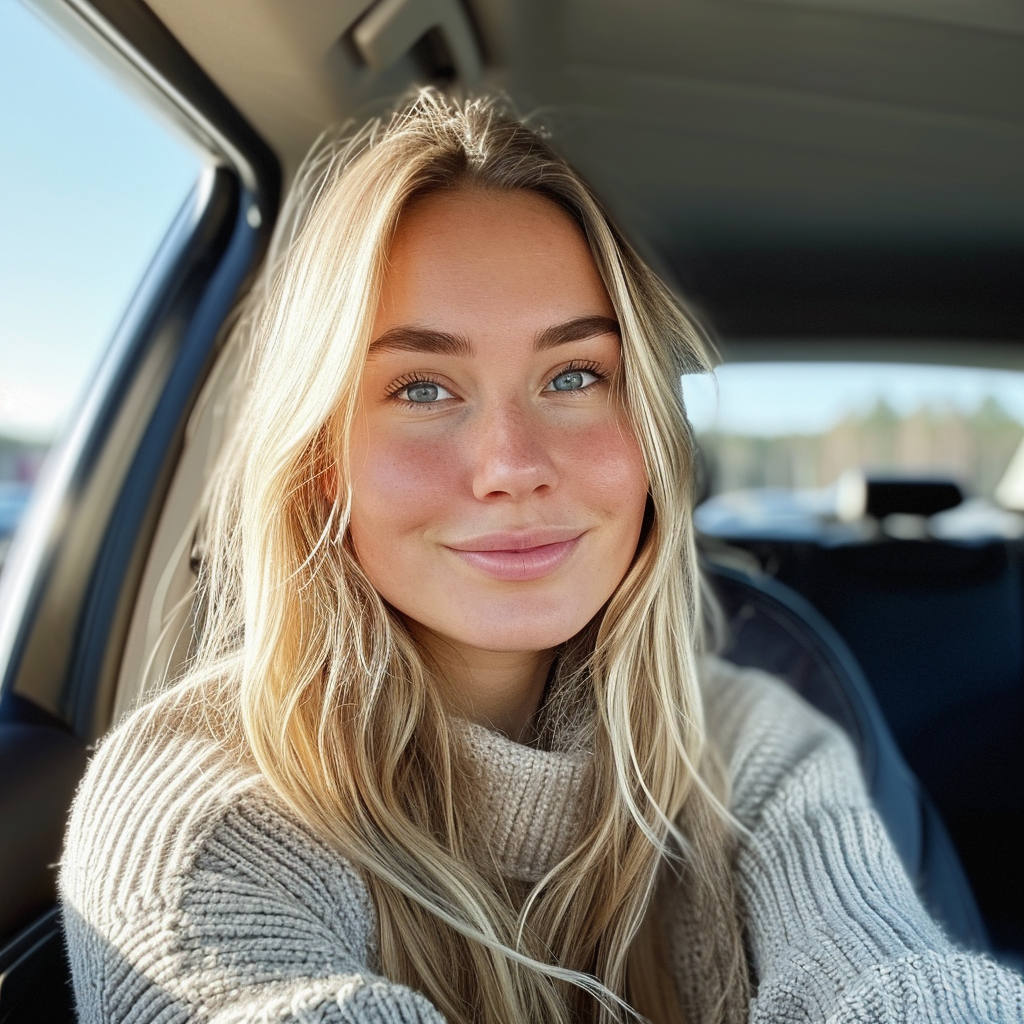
0, 0, 200, 570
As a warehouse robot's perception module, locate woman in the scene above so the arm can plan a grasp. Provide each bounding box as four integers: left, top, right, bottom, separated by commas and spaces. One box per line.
60, 92, 1022, 1024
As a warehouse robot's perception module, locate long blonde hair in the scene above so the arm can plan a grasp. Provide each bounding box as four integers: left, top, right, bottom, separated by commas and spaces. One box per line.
172, 91, 749, 1024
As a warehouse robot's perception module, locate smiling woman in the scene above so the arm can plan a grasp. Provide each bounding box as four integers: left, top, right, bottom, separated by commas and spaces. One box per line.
351, 190, 647, 738
58, 91, 1024, 1024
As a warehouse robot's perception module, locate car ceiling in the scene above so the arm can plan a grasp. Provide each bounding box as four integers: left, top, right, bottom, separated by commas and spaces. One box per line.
146, 0, 1024, 350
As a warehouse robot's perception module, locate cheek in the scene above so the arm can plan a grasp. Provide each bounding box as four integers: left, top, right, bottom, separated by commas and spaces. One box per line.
561, 417, 648, 525
347, 424, 460, 567
353, 434, 446, 511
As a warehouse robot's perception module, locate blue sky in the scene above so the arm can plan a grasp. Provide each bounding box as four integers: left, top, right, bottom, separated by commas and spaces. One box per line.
2, 0, 1024, 448
0, 0, 199, 440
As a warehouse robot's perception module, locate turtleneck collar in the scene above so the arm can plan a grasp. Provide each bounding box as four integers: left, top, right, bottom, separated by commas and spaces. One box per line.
461, 722, 593, 882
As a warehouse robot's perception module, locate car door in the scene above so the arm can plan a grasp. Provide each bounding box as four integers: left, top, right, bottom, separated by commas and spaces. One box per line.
0, 0, 278, 1014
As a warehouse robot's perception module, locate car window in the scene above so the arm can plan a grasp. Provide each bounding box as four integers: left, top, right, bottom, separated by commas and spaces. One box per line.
683, 362, 1024, 539
0, 0, 201, 570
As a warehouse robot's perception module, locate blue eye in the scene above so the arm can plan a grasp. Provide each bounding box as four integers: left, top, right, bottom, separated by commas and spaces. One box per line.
407, 383, 439, 403
397, 380, 454, 404
545, 368, 600, 392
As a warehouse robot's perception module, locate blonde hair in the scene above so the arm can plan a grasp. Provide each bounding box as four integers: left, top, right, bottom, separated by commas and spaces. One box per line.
169, 91, 749, 1024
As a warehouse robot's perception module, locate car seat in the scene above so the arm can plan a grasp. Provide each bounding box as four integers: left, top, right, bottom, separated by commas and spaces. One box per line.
705, 557, 990, 952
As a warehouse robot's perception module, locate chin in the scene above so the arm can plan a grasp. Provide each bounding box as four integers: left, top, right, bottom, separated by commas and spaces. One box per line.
460, 628, 575, 654
444, 607, 590, 653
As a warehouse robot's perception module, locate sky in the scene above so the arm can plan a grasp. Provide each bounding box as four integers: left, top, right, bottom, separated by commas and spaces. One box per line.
0, 0, 200, 441
2, 0, 1024, 448
682, 362, 1024, 437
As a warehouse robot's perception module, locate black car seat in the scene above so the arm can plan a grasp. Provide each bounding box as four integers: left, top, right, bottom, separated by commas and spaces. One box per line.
705, 558, 990, 951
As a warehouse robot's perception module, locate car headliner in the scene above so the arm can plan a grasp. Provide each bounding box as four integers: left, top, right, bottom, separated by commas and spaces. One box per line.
142, 0, 1024, 353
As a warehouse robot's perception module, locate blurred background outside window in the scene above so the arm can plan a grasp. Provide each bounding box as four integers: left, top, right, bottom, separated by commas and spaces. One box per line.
683, 363, 1024, 541
0, 0, 200, 569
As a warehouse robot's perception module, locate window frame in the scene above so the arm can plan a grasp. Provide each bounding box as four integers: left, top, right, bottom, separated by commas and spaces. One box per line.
0, 0, 280, 740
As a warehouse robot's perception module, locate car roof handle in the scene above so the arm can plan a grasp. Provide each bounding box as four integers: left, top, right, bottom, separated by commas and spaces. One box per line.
352, 0, 482, 85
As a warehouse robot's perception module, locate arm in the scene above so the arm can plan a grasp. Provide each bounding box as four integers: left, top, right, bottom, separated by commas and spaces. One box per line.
704, 658, 1024, 1024
60, 723, 447, 1024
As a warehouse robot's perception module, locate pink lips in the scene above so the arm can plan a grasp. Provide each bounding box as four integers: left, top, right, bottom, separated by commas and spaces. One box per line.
446, 530, 583, 582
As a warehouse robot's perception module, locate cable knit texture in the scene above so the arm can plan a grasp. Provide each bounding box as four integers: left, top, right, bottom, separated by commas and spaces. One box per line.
60, 658, 1024, 1022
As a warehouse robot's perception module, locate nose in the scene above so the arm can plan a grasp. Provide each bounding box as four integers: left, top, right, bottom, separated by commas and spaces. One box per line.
470, 401, 558, 502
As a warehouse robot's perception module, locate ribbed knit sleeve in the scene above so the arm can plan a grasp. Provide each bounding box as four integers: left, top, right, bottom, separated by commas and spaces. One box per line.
59, 720, 446, 1024
703, 657, 1024, 1024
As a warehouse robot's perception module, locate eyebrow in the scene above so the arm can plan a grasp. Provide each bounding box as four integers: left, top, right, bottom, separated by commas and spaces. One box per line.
367, 325, 472, 357
367, 315, 620, 357
535, 315, 620, 350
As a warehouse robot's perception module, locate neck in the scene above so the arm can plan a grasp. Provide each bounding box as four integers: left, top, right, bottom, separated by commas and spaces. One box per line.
412, 627, 554, 744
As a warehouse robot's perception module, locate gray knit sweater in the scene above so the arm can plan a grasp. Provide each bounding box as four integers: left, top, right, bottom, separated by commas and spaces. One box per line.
60, 658, 1024, 1023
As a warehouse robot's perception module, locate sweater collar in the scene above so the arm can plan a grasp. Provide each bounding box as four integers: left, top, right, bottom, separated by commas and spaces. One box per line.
461, 722, 592, 883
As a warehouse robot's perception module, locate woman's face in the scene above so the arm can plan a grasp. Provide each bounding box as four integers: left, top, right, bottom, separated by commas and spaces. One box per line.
349, 188, 649, 657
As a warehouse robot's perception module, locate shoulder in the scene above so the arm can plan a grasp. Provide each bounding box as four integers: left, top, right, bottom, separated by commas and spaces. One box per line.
60, 697, 377, 1002
695, 659, 1024, 1021
699, 654, 863, 828
61, 696, 373, 921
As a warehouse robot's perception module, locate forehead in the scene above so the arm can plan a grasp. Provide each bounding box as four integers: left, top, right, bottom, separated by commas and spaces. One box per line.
375, 189, 616, 335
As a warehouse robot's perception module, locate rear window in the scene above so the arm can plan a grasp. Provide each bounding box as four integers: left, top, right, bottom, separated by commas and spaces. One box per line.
683, 362, 1024, 539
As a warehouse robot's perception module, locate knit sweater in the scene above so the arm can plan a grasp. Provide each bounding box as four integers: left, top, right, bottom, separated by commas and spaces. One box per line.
59, 658, 1024, 1023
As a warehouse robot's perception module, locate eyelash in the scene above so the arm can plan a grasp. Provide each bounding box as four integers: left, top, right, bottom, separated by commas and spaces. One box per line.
384, 372, 443, 400
384, 360, 609, 404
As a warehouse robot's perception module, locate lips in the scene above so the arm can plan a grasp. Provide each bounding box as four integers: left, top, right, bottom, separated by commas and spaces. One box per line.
445, 529, 583, 582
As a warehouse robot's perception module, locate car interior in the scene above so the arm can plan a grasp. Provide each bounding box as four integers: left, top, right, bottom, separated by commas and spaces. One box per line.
0, 0, 1022, 1018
